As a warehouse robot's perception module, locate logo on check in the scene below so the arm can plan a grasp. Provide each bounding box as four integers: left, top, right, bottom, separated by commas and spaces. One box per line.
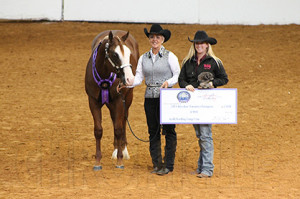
177, 91, 191, 103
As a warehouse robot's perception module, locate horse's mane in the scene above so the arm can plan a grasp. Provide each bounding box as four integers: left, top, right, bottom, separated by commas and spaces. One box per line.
102, 35, 121, 42
104, 35, 125, 55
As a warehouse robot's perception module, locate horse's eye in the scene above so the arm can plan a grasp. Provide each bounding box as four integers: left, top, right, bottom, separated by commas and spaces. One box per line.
113, 52, 119, 59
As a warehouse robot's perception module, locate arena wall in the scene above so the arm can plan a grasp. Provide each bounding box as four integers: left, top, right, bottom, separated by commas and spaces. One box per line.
0, 0, 299, 25
0, 0, 62, 21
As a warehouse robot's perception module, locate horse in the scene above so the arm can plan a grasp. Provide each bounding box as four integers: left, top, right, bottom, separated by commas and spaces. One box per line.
85, 30, 139, 170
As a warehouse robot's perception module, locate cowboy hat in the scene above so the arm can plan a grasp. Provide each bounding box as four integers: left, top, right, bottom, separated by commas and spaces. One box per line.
144, 24, 171, 42
188, 30, 217, 45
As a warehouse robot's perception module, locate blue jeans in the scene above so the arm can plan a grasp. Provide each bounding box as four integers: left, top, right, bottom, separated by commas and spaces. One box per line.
193, 124, 214, 176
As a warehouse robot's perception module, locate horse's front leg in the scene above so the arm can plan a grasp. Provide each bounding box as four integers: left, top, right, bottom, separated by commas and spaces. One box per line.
88, 96, 103, 171
109, 100, 129, 168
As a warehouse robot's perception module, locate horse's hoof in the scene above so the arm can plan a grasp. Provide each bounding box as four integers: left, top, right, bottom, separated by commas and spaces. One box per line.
115, 165, 124, 169
93, 165, 102, 171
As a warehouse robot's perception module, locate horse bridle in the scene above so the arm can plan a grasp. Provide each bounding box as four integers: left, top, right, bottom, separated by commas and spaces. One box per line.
104, 41, 156, 142
92, 41, 132, 104
104, 42, 132, 72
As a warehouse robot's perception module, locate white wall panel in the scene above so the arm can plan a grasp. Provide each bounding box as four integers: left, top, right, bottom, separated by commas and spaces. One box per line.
63, 0, 199, 24
0, 0, 299, 25
198, 0, 300, 25
0, 0, 62, 20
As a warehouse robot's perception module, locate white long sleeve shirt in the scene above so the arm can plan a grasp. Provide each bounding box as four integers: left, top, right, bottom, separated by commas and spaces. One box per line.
132, 47, 180, 87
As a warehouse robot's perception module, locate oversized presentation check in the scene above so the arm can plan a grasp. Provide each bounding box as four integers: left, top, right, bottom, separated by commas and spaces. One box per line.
160, 88, 237, 124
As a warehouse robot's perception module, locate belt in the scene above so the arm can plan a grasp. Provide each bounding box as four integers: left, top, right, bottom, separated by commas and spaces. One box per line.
147, 83, 162, 87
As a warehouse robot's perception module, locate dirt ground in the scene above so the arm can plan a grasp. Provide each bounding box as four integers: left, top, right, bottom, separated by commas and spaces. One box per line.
0, 21, 299, 198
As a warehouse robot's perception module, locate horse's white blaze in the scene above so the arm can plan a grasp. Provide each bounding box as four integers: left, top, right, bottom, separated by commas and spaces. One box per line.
115, 45, 135, 85
111, 146, 130, 160
124, 67, 135, 86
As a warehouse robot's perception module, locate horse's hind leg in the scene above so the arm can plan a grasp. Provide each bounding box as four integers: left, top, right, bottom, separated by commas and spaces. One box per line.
88, 96, 103, 171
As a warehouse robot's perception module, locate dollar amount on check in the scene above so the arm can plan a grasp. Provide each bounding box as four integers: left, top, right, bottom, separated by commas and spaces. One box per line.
160, 88, 237, 124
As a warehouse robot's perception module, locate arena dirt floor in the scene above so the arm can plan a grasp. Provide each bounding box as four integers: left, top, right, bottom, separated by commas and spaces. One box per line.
0, 21, 299, 198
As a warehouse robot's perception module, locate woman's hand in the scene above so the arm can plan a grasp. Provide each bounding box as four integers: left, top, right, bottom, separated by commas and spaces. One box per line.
117, 83, 127, 93
161, 81, 169, 88
185, 85, 195, 92
208, 81, 214, 88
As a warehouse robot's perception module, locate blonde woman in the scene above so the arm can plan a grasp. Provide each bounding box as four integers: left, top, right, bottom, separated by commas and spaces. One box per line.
178, 30, 228, 178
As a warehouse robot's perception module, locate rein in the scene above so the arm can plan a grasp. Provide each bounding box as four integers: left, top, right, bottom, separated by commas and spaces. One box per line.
92, 42, 116, 104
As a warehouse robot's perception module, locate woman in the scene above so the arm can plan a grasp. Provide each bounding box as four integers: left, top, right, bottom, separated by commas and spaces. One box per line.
128, 24, 180, 175
178, 30, 228, 178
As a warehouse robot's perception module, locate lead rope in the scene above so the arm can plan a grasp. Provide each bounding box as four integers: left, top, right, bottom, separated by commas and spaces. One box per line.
120, 89, 160, 143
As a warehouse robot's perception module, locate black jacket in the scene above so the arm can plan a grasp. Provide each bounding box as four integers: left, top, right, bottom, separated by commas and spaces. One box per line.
178, 55, 228, 88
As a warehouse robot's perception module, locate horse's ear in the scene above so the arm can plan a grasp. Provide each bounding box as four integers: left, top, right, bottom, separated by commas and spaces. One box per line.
109, 31, 113, 43
121, 31, 129, 42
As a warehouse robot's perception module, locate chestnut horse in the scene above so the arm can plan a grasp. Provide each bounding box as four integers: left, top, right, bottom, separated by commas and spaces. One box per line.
85, 30, 139, 170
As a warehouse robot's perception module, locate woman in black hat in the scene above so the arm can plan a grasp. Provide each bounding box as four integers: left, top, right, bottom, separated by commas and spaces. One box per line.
128, 24, 180, 175
178, 30, 228, 178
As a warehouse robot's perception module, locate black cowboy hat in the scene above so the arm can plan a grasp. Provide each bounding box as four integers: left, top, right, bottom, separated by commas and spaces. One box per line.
188, 30, 217, 45
144, 24, 171, 42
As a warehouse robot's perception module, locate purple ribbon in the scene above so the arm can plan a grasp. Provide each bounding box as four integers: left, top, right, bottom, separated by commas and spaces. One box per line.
92, 43, 116, 104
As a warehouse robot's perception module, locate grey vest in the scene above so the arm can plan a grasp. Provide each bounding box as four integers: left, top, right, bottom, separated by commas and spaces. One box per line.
142, 48, 173, 98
